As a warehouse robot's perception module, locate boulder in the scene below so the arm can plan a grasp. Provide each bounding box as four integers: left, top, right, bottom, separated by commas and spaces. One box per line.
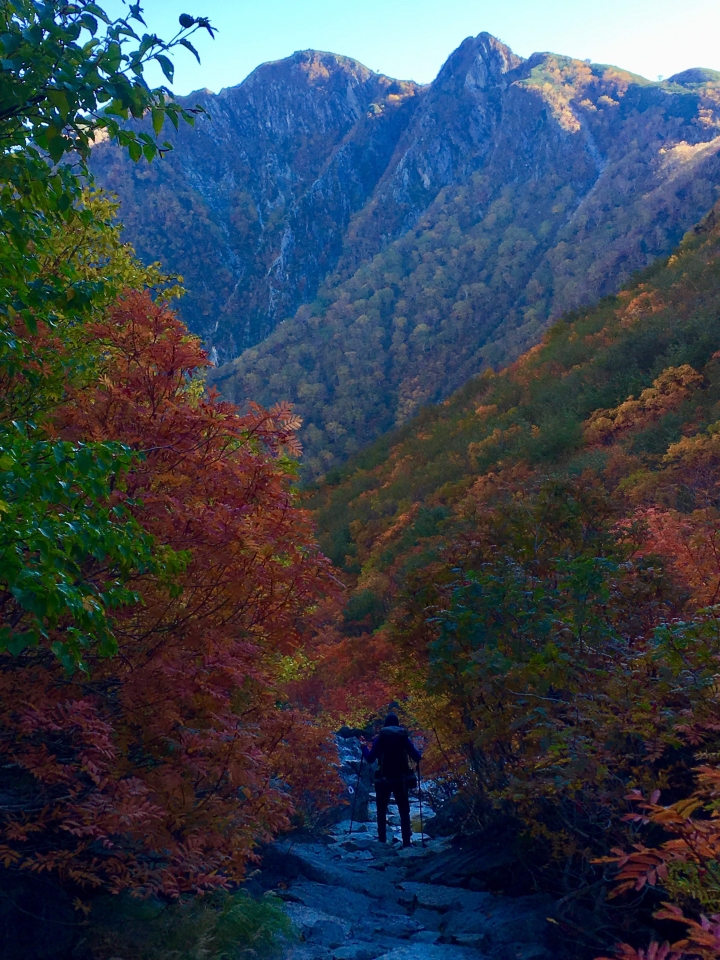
407, 822, 535, 896
398, 882, 494, 913
283, 903, 351, 944
442, 892, 554, 956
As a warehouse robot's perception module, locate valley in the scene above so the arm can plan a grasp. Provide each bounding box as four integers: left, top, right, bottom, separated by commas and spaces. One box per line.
92, 36, 720, 475
5, 8, 720, 959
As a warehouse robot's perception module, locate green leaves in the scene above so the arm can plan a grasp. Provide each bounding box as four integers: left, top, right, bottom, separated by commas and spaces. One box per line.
155, 53, 174, 83
0, 3, 203, 669
151, 106, 164, 136
0, 0, 212, 166
0, 426, 164, 671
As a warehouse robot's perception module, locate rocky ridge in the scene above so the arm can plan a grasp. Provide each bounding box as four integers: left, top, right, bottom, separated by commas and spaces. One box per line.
91, 51, 423, 362
211, 40, 720, 476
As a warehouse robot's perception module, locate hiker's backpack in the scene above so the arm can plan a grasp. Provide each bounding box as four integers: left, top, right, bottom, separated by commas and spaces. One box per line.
375, 726, 417, 786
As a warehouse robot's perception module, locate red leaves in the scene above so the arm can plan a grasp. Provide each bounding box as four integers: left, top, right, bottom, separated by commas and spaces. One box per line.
598, 941, 683, 960
604, 912, 720, 960
601, 778, 720, 959
0, 290, 339, 895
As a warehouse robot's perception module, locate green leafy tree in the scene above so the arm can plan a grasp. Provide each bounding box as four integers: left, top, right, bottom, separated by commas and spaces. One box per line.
0, 0, 213, 668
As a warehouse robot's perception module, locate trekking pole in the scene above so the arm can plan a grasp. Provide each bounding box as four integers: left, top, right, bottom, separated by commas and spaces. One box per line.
349, 754, 363, 836
417, 761, 425, 847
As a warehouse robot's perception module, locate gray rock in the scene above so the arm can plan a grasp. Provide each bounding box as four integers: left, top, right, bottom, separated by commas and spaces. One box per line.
332, 944, 384, 960
270, 842, 397, 899
374, 945, 487, 959
398, 882, 494, 912
286, 879, 396, 922
284, 945, 325, 960
442, 893, 554, 953
274, 788, 557, 960
283, 903, 352, 941
411, 930, 443, 944
373, 915, 425, 939
342, 837, 379, 853
309, 918, 347, 948
408, 907, 445, 931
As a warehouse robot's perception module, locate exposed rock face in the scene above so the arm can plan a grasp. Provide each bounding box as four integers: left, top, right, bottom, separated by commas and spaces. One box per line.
91, 50, 423, 362
332, 35, 523, 272
92, 35, 720, 474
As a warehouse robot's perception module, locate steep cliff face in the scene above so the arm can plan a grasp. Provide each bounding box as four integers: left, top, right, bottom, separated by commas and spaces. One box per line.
332, 35, 523, 272
91, 50, 422, 361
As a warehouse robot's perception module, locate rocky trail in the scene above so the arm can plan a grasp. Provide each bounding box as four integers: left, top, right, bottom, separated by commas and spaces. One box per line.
255, 738, 557, 960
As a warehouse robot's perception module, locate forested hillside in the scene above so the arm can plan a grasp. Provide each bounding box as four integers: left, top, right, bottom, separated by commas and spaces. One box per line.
212, 43, 720, 476
310, 204, 720, 569
93, 35, 720, 476
298, 201, 720, 957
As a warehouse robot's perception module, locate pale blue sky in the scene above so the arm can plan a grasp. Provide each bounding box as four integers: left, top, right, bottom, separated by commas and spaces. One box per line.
119, 0, 720, 95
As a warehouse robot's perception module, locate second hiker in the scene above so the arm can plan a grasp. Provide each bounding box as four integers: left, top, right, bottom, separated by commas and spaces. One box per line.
361, 713, 422, 847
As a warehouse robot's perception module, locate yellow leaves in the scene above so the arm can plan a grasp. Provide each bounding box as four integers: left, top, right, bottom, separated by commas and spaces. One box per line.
468, 424, 521, 464
274, 651, 315, 684
584, 365, 704, 443
372, 505, 419, 549
619, 289, 665, 327
661, 797, 703, 821
0, 845, 20, 869
663, 423, 720, 467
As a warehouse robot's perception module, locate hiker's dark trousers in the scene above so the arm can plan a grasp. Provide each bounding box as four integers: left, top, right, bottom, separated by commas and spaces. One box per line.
376, 779, 411, 846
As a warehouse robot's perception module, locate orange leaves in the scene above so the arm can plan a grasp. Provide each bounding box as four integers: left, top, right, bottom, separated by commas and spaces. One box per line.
598, 941, 683, 960
602, 772, 720, 959
655, 907, 720, 959
604, 841, 670, 897
584, 366, 704, 444
639, 507, 720, 608
604, 913, 720, 960
617, 288, 666, 329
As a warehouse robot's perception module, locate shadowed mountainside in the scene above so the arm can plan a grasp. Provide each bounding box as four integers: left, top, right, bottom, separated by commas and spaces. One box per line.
91, 50, 423, 363
307, 200, 720, 595
212, 41, 720, 476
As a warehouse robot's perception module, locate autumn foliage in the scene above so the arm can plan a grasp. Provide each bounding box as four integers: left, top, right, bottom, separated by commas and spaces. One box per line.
0, 291, 338, 896
303, 199, 720, 957
8, 10, 720, 958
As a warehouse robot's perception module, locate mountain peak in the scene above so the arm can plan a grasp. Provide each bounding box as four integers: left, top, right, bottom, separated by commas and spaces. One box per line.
238, 47, 378, 94
435, 32, 523, 90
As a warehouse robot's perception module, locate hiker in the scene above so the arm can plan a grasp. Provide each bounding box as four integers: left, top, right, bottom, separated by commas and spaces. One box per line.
361, 713, 422, 847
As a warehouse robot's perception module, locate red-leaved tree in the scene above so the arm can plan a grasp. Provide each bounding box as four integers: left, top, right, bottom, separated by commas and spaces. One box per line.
0, 291, 340, 896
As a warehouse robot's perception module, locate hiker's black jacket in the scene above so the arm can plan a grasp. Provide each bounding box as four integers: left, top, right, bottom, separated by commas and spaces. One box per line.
362, 726, 421, 781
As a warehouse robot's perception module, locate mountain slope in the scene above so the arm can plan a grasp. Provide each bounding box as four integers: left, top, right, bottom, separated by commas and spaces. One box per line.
214, 41, 720, 476
91, 50, 422, 362
92, 34, 720, 477
307, 198, 720, 606
299, 206, 720, 960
